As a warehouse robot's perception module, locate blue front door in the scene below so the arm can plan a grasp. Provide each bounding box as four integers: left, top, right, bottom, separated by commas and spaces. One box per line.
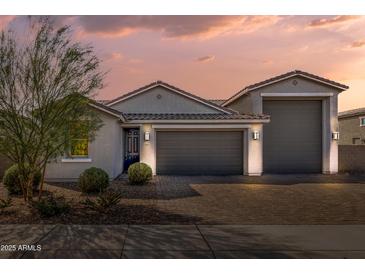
124, 129, 140, 171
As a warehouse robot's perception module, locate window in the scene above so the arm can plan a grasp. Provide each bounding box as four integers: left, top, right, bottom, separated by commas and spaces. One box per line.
361, 117, 365, 127
68, 121, 89, 158
70, 138, 88, 157
126, 129, 139, 155
353, 138, 361, 145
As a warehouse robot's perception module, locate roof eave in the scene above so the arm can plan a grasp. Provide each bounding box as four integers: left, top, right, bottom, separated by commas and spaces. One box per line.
246, 73, 349, 92
339, 113, 365, 119
122, 119, 270, 124
222, 88, 248, 107
88, 102, 123, 120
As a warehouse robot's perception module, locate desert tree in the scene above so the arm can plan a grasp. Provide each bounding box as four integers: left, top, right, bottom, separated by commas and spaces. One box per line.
0, 17, 104, 203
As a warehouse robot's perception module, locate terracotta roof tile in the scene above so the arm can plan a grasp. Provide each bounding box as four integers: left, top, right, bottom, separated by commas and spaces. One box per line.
123, 113, 269, 121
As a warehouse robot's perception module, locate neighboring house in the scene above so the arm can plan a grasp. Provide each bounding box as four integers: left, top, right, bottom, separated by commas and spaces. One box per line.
45, 70, 348, 181
338, 108, 365, 145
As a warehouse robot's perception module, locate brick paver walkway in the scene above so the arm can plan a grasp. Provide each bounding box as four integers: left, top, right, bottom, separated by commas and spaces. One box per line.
111, 174, 365, 225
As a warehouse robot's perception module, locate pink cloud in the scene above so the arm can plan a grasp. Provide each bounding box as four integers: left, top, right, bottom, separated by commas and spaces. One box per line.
195, 55, 215, 63
102, 52, 124, 61
309, 15, 361, 28
351, 40, 365, 48
262, 59, 273, 65
76, 16, 280, 40
106, 52, 123, 60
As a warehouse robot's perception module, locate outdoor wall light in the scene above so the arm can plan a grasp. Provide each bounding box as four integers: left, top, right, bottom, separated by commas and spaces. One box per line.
144, 131, 150, 141
332, 132, 340, 140
252, 131, 260, 140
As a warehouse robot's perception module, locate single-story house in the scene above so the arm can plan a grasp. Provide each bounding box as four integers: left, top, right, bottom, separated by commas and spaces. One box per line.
45, 70, 348, 181
339, 108, 365, 145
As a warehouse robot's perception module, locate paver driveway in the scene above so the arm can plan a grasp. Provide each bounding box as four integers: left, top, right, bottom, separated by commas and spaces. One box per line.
112, 174, 365, 224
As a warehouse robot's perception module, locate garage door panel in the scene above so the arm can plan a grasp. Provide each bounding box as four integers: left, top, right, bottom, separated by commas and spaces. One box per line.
263, 100, 322, 173
156, 131, 243, 175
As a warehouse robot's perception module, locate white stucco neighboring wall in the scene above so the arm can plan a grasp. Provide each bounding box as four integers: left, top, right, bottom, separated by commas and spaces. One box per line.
45, 110, 123, 182
322, 95, 339, 174
139, 123, 156, 173
246, 124, 263, 176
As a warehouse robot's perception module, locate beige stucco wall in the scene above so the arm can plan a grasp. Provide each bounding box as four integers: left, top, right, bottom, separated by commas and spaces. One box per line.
226, 76, 341, 174
227, 94, 253, 114
45, 110, 123, 182
109, 86, 222, 114
339, 115, 365, 145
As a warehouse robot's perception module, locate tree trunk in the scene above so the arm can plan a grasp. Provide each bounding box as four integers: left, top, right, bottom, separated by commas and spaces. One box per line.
26, 179, 33, 204
38, 164, 47, 200
25, 171, 35, 204
21, 184, 27, 202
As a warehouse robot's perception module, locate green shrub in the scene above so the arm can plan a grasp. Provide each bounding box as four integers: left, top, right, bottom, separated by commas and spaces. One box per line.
128, 163, 152, 185
0, 198, 12, 210
78, 167, 109, 193
81, 190, 122, 213
34, 194, 70, 218
2, 164, 41, 195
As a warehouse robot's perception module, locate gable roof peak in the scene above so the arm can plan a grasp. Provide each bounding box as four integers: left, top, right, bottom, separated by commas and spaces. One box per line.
222, 70, 349, 107
106, 80, 235, 114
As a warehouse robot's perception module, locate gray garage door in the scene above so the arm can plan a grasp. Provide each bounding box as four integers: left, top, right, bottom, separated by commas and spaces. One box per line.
156, 131, 243, 175
263, 100, 322, 173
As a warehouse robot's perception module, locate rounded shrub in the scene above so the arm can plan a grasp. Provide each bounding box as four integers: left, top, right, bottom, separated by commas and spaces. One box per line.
2, 164, 41, 195
78, 167, 109, 193
128, 163, 152, 185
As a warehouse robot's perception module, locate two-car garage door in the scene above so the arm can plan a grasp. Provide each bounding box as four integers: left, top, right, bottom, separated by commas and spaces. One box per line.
156, 131, 243, 175
263, 100, 322, 173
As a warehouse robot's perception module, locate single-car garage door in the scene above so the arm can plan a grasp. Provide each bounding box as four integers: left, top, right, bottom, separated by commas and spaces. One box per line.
263, 100, 322, 173
156, 131, 243, 175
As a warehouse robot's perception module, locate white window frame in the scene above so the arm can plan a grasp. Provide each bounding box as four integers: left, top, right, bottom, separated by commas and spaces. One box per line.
360, 116, 365, 127
61, 158, 92, 163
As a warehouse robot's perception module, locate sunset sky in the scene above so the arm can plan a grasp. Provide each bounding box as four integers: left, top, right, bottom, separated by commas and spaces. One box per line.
1, 15, 365, 111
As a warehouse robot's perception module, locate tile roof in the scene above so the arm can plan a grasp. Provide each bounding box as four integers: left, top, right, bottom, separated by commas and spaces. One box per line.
106, 80, 235, 114
123, 113, 269, 121
88, 100, 269, 122
339, 107, 365, 118
208, 99, 226, 105
96, 99, 110, 105
90, 100, 270, 122
246, 70, 349, 91
223, 70, 349, 106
